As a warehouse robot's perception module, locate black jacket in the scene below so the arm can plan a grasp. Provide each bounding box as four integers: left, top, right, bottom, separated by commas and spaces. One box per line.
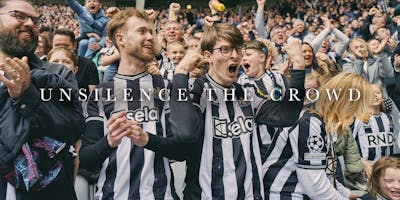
0, 55, 84, 200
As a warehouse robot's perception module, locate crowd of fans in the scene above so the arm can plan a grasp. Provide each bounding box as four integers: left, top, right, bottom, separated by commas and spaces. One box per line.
2, 0, 400, 199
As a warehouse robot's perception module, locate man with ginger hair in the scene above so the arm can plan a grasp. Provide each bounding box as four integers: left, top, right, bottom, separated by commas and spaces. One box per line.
79, 8, 180, 199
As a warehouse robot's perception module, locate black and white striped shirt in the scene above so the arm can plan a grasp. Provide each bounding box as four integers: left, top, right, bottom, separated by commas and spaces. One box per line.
184, 74, 264, 199
80, 72, 178, 200
264, 111, 347, 199
352, 112, 397, 161
159, 62, 176, 81
237, 70, 287, 164
145, 70, 305, 200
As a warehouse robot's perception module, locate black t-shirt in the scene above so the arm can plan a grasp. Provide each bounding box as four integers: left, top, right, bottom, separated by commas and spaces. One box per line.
76, 56, 99, 95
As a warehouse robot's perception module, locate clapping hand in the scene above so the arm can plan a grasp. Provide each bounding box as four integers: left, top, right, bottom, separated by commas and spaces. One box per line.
0, 57, 31, 99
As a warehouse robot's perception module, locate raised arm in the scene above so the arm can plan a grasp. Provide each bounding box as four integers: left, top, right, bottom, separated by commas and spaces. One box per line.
311, 16, 332, 54
168, 3, 180, 22
332, 28, 350, 57
255, 38, 305, 127
65, 0, 94, 24
378, 55, 394, 79
130, 50, 205, 160
255, 0, 268, 39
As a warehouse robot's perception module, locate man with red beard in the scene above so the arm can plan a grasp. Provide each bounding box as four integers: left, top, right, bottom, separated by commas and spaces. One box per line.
79, 8, 180, 199
0, 0, 83, 199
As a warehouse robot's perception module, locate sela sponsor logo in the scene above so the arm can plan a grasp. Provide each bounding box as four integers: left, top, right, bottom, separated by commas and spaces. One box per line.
112, 106, 159, 123
213, 116, 253, 138
366, 132, 394, 147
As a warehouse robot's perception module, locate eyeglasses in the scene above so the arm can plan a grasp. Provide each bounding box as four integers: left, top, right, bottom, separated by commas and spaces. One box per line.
0, 10, 40, 27
213, 45, 243, 57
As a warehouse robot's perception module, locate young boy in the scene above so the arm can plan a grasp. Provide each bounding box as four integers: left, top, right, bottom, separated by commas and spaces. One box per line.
160, 41, 186, 81
66, 0, 108, 59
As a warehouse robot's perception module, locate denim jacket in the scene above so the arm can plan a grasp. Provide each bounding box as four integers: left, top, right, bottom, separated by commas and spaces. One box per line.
65, 0, 108, 47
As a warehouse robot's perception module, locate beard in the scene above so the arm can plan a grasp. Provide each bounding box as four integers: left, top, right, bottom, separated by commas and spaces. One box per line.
0, 28, 38, 58
130, 48, 154, 63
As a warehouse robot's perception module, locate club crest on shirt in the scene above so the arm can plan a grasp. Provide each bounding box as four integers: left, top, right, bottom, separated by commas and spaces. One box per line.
213, 116, 253, 138
307, 135, 325, 153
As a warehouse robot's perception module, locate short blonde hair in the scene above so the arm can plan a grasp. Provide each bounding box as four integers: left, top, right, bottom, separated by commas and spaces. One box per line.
166, 41, 186, 52
349, 37, 373, 58
314, 72, 372, 134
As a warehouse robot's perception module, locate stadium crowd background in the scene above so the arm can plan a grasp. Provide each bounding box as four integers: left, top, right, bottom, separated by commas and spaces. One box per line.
17, 0, 400, 199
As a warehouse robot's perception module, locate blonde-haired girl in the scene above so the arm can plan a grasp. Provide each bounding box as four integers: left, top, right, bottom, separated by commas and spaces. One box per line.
264, 72, 372, 199
352, 84, 398, 178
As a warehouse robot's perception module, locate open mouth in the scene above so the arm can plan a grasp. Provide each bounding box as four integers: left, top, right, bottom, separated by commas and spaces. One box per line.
18, 30, 33, 39
243, 63, 250, 69
390, 191, 400, 197
228, 65, 238, 73
144, 45, 153, 51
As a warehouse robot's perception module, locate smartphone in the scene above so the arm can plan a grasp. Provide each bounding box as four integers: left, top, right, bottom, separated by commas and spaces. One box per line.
249, 30, 256, 41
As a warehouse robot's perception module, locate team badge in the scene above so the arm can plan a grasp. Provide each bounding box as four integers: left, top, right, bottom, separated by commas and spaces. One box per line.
307, 135, 324, 153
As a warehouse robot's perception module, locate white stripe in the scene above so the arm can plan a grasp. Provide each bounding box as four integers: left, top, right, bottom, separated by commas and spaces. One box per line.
218, 100, 238, 199
139, 77, 157, 198
223, 141, 238, 197
164, 158, 175, 199
370, 115, 382, 161
236, 101, 256, 199
85, 116, 103, 122
6, 183, 16, 200
263, 127, 290, 176
200, 101, 214, 199
269, 161, 295, 194
252, 123, 265, 198
259, 125, 271, 145
0, 70, 4, 86
113, 137, 131, 199
293, 183, 304, 198
113, 79, 130, 199
139, 149, 156, 199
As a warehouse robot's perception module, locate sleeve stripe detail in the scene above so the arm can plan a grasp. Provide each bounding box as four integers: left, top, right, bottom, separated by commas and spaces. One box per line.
296, 164, 325, 170
85, 116, 104, 123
